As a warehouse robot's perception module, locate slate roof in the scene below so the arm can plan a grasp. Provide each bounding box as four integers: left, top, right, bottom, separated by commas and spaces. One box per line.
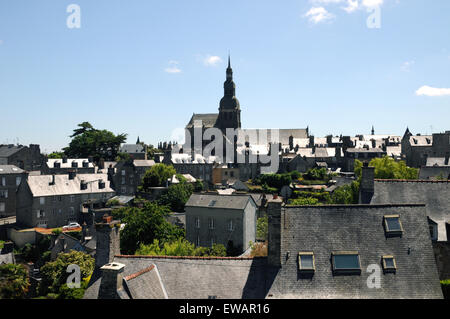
409, 135, 433, 147
426, 157, 450, 167
133, 160, 155, 167
119, 144, 145, 154
84, 256, 269, 299
47, 158, 94, 169
0, 165, 25, 174
123, 264, 168, 299
419, 167, 450, 180
186, 193, 256, 210
345, 148, 386, 153
266, 204, 443, 299
370, 180, 450, 241
185, 113, 219, 129
26, 173, 115, 197
0, 145, 25, 158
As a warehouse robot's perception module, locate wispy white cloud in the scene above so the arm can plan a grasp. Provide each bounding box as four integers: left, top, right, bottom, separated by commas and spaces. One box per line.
165, 60, 181, 74
416, 85, 450, 97
362, 0, 384, 8
304, 7, 336, 24
342, 0, 359, 13
401, 60, 414, 72
309, 0, 385, 14
204, 55, 223, 67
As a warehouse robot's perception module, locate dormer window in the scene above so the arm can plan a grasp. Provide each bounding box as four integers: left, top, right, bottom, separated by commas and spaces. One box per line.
384, 215, 403, 236
298, 252, 315, 272
332, 251, 361, 274
382, 255, 397, 273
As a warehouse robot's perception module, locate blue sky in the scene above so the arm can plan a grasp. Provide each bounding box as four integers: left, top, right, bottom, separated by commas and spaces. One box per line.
0, 0, 449, 153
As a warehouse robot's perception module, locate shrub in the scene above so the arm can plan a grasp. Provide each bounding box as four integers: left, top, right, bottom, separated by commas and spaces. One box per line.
256, 216, 268, 241
288, 197, 319, 206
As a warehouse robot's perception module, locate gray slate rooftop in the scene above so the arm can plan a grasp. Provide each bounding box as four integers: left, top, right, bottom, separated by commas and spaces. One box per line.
185, 194, 255, 210
0, 165, 25, 174
370, 180, 450, 241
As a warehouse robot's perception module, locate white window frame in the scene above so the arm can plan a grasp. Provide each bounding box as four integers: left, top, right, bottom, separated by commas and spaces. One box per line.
1, 177, 5, 186
0, 190, 7, 199
228, 219, 234, 232
195, 217, 200, 229
298, 252, 315, 271
208, 217, 215, 230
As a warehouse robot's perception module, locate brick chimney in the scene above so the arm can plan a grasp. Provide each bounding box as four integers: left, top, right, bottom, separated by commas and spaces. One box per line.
98, 262, 125, 299
94, 217, 121, 268
267, 198, 282, 268
359, 162, 375, 204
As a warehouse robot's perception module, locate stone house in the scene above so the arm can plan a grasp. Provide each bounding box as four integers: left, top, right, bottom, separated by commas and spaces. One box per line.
112, 159, 155, 196
184, 194, 257, 254
16, 172, 115, 229
0, 165, 28, 218
0, 144, 43, 171
119, 143, 147, 160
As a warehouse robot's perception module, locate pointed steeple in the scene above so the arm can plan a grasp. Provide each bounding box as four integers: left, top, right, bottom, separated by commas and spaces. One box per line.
371, 126, 375, 135
136, 136, 140, 144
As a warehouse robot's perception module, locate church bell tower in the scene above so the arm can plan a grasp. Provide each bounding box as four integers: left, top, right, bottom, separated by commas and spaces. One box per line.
217, 56, 241, 133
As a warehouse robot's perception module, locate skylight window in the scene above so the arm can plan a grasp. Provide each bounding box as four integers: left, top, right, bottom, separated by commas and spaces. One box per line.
384, 215, 403, 235
382, 255, 397, 273
208, 200, 217, 207
298, 252, 315, 272
332, 251, 361, 274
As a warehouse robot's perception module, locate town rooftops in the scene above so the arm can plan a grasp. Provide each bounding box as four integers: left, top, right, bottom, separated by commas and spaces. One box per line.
267, 204, 443, 299
0, 165, 25, 174
426, 157, 450, 167
186, 193, 256, 210
0, 144, 25, 158
371, 179, 450, 241
119, 144, 145, 154
26, 173, 114, 197
47, 158, 94, 169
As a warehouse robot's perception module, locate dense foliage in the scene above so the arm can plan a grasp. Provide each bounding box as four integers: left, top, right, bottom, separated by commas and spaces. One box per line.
142, 163, 176, 189
0, 264, 30, 299
63, 122, 127, 162
368, 156, 419, 179
135, 238, 226, 257
38, 250, 94, 298
119, 201, 184, 254
256, 216, 268, 241
158, 183, 194, 212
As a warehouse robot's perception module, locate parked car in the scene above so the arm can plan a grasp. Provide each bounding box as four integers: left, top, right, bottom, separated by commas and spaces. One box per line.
62, 222, 81, 231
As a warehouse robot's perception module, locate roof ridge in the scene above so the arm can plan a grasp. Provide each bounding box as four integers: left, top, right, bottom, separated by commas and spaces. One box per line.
375, 179, 450, 183
123, 264, 155, 281
116, 255, 261, 260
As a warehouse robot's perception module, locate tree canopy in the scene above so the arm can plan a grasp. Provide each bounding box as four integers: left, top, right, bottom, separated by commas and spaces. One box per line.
368, 156, 419, 179
141, 163, 176, 189
63, 122, 127, 162
0, 264, 30, 299
135, 238, 226, 257
118, 201, 184, 254
38, 250, 94, 297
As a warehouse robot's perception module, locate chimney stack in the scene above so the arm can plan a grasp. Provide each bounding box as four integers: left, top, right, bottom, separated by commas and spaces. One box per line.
359, 162, 375, 204
267, 198, 282, 268
62, 156, 68, 164
95, 218, 121, 268
98, 262, 125, 299
68, 170, 76, 180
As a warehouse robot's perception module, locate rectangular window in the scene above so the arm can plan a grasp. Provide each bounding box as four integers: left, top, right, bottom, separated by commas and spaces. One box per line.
0, 190, 7, 199
0, 202, 5, 213
208, 218, 215, 229
195, 217, 200, 229
298, 252, 315, 271
121, 170, 126, 176
40, 197, 45, 205
121, 186, 127, 194
332, 251, 361, 274
382, 255, 397, 273
384, 215, 403, 235
121, 177, 126, 185
16, 176, 21, 186
70, 195, 75, 203
1, 177, 5, 186
228, 219, 234, 231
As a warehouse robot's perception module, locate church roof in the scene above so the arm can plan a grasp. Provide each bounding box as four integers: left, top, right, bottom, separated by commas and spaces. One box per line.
185, 113, 218, 129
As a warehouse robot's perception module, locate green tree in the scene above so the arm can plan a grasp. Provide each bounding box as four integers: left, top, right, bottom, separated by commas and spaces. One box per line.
63, 122, 127, 162
136, 238, 226, 257
142, 163, 176, 189
119, 202, 184, 255
158, 183, 194, 212
38, 250, 94, 297
0, 264, 30, 299
47, 152, 64, 159
369, 156, 418, 179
